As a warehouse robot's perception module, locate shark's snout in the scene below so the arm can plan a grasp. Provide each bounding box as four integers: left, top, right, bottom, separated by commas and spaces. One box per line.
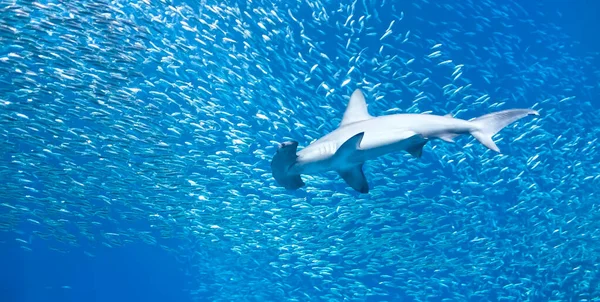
278, 141, 298, 152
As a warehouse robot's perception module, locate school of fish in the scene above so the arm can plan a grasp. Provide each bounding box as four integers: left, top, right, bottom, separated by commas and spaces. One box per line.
0, 0, 599, 300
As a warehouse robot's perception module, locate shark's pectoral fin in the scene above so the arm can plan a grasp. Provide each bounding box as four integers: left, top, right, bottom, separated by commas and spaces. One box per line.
339, 164, 369, 193
335, 132, 364, 158
334, 133, 368, 192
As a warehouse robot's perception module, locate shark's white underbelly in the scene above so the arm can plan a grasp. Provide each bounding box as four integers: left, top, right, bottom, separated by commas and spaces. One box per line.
291, 114, 474, 175
292, 130, 423, 175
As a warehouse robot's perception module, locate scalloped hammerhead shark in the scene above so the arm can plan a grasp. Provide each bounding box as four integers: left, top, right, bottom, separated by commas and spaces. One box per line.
271, 89, 539, 193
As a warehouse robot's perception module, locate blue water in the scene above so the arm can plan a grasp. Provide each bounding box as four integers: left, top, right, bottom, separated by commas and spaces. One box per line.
0, 237, 190, 302
1, 0, 599, 301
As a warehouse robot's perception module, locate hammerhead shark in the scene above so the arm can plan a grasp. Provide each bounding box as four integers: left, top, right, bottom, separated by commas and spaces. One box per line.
271, 89, 539, 193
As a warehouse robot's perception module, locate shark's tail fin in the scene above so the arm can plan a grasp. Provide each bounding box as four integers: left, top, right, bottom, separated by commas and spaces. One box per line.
469, 109, 539, 153
271, 141, 305, 190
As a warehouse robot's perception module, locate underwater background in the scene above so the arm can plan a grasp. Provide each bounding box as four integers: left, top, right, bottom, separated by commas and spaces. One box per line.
1, 0, 599, 301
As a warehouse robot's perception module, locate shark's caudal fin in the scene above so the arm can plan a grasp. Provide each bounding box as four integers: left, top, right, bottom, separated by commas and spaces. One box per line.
469, 109, 539, 152
271, 141, 305, 190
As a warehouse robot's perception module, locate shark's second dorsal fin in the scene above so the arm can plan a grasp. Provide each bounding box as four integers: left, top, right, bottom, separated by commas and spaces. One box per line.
340, 89, 372, 127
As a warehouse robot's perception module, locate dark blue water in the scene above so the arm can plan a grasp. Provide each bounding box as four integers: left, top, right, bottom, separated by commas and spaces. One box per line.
0, 234, 191, 302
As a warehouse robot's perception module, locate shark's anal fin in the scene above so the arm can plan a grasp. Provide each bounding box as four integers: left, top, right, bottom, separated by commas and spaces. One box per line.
438, 133, 458, 143
340, 89, 373, 127
339, 164, 369, 193
335, 132, 364, 159
271, 141, 305, 190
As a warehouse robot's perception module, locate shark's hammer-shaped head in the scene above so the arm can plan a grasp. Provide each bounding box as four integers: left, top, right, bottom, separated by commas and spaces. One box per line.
271, 141, 305, 190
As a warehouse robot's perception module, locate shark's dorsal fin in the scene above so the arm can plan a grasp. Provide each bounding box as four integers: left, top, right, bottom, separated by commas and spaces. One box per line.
445, 113, 453, 118
340, 89, 372, 127
339, 164, 369, 193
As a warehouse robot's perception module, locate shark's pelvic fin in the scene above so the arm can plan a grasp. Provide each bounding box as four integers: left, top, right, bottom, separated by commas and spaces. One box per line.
406, 140, 427, 158
339, 164, 369, 193
271, 141, 305, 190
340, 89, 372, 127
